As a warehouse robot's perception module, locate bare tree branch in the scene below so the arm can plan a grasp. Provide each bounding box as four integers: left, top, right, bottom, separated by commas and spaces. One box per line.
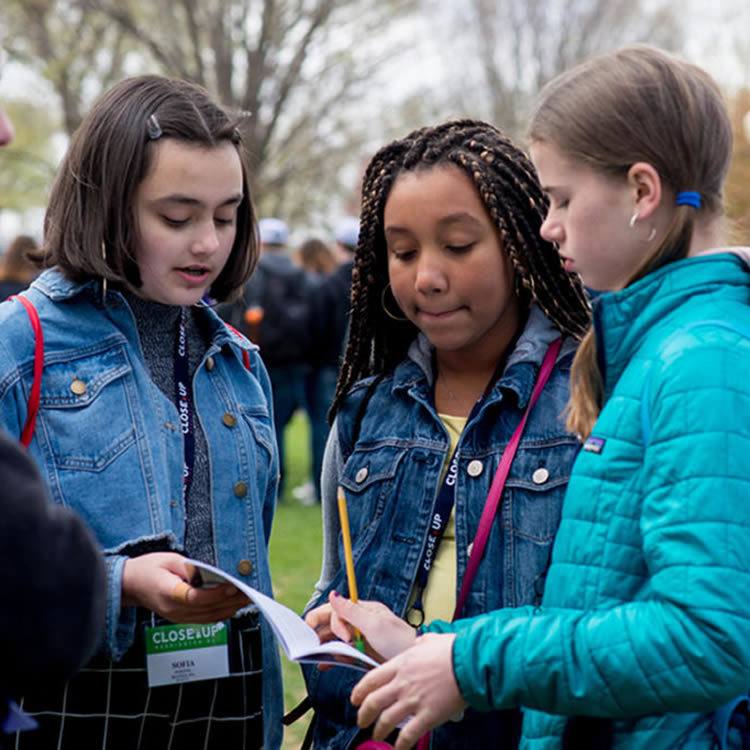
2, 0, 418, 222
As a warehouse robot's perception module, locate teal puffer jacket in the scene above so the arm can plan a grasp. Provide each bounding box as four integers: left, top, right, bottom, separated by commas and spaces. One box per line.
427, 253, 750, 749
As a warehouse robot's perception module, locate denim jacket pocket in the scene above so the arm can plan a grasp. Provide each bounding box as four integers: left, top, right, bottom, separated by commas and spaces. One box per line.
240, 404, 275, 462
339, 444, 403, 559
37, 347, 151, 547
239, 404, 276, 502
503, 437, 579, 606
39, 347, 136, 472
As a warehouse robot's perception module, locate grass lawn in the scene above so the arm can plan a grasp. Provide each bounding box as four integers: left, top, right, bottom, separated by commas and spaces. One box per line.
269, 410, 322, 748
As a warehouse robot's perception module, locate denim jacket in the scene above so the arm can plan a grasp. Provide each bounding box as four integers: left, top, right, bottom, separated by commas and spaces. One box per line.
0, 268, 283, 750
305, 307, 580, 750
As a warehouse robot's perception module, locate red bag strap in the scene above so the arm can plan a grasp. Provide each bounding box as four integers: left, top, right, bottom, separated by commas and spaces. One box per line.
11, 295, 44, 448
453, 336, 562, 620
225, 323, 251, 371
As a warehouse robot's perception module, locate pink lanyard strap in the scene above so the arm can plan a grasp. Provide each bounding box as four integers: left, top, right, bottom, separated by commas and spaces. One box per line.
412, 338, 563, 750
11, 295, 44, 448
356, 338, 564, 750
453, 336, 562, 620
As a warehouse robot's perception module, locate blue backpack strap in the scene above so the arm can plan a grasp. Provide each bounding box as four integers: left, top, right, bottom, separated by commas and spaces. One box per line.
714, 693, 750, 750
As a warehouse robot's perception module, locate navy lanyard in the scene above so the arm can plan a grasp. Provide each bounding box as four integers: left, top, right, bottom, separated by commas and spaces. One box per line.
174, 309, 195, 501
407, 396, 485, 627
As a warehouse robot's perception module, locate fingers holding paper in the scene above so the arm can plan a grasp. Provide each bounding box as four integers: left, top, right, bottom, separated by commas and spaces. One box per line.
328, 592, 417, 661
305, 593, 417, 663
351, 633, 467, 750
122, 552, 250, 623
304, 602, 338, 643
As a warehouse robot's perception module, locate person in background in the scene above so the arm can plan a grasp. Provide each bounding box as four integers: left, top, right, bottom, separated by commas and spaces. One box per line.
0, 234, 40, 299
292, 236, 339, 505
221, 217, 312, 499
0, 76, 283, 749
327, 46, 750, 750
297, 237, 338, 278
296, 217, 360, 506
0, 101, 105, 745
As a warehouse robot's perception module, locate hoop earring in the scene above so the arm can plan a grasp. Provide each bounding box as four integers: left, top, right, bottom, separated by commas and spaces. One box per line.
101, 241, 108, 305
628, 211, 656, 243
381, 284, 408, 322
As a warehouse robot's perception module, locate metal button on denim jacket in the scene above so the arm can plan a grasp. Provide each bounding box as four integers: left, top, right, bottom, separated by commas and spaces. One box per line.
0, 268, 283, 750
305, 308, 581, 750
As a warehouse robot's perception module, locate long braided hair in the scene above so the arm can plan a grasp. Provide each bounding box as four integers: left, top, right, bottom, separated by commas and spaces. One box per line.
330, 119, 590, 420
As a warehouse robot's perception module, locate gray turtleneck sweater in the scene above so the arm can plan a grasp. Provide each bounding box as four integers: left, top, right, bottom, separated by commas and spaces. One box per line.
124, 292, 215, 565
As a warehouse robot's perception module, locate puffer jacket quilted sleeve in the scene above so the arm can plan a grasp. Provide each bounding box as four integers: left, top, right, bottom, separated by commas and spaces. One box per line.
427, 254, 750, 747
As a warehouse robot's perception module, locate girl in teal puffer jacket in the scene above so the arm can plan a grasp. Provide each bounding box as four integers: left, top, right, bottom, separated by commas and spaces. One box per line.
322, 46, 750, 750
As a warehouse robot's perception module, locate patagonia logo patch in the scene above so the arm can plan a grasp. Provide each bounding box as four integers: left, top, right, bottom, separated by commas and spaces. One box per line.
583, 436, 606, 454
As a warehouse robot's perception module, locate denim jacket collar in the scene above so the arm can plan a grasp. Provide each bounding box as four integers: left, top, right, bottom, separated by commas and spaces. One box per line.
394, 304, 572, 410
32, 267, 257, 358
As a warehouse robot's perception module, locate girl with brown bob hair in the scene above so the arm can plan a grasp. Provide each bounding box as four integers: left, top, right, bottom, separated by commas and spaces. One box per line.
320, 47, 750, 750
0, 75, 283, 749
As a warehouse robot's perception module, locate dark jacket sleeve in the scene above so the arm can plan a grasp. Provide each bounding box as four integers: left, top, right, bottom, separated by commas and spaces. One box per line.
0, 430, 106, 695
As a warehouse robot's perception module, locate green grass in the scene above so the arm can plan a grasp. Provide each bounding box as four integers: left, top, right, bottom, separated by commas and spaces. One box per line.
268, 410, 322, 748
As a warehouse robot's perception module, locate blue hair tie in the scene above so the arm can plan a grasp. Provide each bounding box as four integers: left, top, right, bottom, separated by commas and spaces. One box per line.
676, 191, 701, 209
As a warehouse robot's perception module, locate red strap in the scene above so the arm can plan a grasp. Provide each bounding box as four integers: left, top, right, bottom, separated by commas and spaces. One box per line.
225, 323, 251, 371
11, 295, 44, 448
453, 337, 562, 620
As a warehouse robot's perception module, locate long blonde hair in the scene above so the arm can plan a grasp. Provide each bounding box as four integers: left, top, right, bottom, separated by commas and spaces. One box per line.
528, 45, 733, 437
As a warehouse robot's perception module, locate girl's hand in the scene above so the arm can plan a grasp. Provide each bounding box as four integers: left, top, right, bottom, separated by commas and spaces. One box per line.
122, 552, 249, 623
328, 592, 417, 661
305, 594, 417, 666
304, 602, 338, 643
351, 633, 467, 750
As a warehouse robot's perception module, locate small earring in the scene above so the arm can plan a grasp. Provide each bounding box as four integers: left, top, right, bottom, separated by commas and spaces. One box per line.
629, 211, 639, 229
381, 284, 408, 322
101, 241, 108, 305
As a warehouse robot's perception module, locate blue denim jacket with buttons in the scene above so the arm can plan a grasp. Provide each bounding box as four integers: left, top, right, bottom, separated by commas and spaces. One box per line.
0, 268, 283, 750
304, 307, 580, 750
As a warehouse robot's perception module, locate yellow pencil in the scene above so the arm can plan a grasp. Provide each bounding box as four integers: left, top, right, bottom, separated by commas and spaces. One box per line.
336, 486, 365, 653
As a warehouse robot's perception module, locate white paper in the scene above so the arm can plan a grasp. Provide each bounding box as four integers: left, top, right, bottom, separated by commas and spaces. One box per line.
187, 558, 380, 671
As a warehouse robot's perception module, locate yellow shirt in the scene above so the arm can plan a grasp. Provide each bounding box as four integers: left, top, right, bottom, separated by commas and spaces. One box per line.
409, 414, 466, 625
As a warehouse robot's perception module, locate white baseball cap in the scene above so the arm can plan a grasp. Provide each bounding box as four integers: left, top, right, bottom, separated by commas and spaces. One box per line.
258, 217, 289, 245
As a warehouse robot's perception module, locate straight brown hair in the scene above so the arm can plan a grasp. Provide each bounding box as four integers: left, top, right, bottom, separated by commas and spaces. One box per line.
40, 75, 258, 302
528, 46, 733, 437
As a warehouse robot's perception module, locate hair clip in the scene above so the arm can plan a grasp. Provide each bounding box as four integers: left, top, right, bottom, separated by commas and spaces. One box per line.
676, 191, 701, 209
147, 114, 162, 140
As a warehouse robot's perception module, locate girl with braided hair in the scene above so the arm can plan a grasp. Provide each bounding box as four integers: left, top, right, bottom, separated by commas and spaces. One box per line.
303, 119, 590, 749
329, 47, 750, 750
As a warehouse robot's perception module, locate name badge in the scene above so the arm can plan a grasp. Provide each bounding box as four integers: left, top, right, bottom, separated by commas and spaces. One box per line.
145, 622, 230, 687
